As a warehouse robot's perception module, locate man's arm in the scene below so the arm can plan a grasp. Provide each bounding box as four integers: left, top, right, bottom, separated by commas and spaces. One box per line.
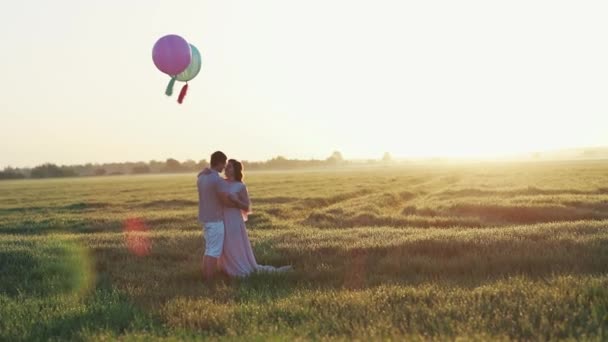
228, 192, 249, 211
217, 191, 247, 210
218, 192, 236, 207
198, 167, 212, 178
214, 177, 233, 207
213, 176, 246, 209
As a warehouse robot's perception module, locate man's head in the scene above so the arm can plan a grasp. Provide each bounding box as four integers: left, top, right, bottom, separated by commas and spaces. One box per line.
210, 151, 228, 173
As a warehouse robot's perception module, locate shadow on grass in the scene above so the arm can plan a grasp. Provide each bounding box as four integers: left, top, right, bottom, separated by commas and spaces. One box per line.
446, 203, 608, 224
0, 239, 91, 298
5, 222, 604, 340
304, 201, 608, 228
0, 218, 123, 235
0, 249, 40, 296
0, 201, 110, 214
88, 225, 608, 306
304, 210, 485, 228
137, 199, 197, 209
434, 186, 608, 199
0, 238, 160, 341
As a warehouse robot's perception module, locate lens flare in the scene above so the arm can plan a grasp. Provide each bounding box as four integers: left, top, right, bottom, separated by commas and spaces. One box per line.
0, 235, 95, 299
123, 218, 151, 257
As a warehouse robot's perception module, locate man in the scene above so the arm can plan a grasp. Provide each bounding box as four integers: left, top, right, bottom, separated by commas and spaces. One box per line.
197, 151, 228, 280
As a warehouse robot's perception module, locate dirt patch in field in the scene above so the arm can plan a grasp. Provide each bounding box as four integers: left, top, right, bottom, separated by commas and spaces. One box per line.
435, 187, 608, 199
299, 189, 374, 209
139, 199, 197, 209
446, 204, 608, 224
401, 205, 438, 217
63, 202, 110, 210
0, 202, 111, 214
255, 197, 299, 205
303, 210, 483, 228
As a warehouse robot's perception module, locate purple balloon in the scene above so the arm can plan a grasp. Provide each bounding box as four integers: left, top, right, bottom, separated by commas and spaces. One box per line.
152, 35, 192, 76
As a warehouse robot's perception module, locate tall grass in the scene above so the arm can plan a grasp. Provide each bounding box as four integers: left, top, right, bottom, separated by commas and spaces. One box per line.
1, 161, 607, 340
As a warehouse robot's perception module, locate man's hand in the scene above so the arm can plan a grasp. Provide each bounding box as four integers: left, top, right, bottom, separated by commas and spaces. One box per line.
218, 193, 246, 210
219, 192, 234, 207
228, 193, 249, 211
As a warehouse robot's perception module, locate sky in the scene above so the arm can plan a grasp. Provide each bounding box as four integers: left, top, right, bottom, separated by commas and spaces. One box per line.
1, 1, 607, 168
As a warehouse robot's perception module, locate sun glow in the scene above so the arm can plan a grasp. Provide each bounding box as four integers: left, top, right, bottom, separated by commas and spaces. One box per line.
0, 1, 607, 166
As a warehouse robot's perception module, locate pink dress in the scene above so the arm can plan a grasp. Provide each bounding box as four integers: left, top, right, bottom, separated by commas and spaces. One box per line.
218, 181, 292, 277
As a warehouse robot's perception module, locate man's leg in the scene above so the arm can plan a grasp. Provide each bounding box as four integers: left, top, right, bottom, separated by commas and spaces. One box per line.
202, 255, 218, 280
202, 221, 224, 281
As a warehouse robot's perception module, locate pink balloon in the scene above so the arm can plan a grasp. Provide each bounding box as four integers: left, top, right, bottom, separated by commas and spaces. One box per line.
152, 35, 192, 76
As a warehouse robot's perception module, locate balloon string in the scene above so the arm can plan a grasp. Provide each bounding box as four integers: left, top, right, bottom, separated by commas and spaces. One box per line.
165, 77, 177, 96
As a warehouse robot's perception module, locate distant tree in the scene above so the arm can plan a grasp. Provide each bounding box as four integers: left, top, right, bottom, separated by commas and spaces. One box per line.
14, 151, 360, 178
30, 163, 76, 178
82, 163, 95, 176
272, 156, 288, 163
197, 159, 209, 170
0, 167, 25, 180
182, 159, 197, 171
132, 165, 151, 174
61, 166, 78, 177
148, 160, 165, 173
266, 156, 289, 169
326, 151, 344, 164
94, 168, 106, 176
382, 152, 393, 163
164, 158, 182, 172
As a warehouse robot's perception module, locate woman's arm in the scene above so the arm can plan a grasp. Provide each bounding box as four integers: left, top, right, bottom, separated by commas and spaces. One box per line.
238, 185, 252, 222
238, 185, 251, 213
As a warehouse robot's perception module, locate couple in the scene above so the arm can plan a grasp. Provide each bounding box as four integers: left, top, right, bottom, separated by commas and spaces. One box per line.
197, 151, 291, 279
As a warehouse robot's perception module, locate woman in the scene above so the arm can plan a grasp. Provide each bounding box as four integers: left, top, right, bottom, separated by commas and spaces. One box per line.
219, 159, 292, 277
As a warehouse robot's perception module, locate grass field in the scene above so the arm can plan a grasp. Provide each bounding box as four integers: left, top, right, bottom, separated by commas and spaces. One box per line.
1, 161, 608, 340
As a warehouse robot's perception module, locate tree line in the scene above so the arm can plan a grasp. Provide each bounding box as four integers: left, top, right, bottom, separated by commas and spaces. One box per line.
0, 151, 395, 180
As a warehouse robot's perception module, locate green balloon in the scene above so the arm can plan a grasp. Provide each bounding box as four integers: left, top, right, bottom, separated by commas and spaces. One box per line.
176, 44, 201, 82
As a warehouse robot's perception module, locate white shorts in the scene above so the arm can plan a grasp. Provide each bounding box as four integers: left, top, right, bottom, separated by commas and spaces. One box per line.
203, 221, 225, 257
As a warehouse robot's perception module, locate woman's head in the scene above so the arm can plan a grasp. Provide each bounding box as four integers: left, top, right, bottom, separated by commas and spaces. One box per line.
226, 159, 244, 182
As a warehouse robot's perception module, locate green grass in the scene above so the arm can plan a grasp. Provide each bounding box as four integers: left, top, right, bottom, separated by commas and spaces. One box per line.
1, 161, 607, 340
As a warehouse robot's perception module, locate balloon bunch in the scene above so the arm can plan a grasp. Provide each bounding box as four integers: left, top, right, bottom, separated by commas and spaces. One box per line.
152, 34, 202, 104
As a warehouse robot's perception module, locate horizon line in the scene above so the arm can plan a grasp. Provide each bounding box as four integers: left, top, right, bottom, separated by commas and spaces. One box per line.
3, 145, 608, 170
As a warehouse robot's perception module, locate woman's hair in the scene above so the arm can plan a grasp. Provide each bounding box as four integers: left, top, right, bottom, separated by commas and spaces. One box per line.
228, 159, 244, 182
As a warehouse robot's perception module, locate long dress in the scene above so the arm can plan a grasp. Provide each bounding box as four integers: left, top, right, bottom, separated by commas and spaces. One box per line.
218, 181, 292, 277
